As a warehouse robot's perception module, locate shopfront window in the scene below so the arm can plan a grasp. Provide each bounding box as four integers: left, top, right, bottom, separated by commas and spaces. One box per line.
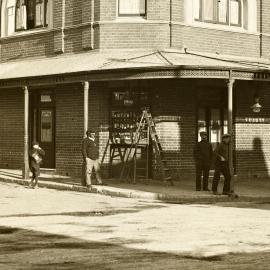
194, 0, 241, 26
1, 0, 50, 36
118, 0, 146, 17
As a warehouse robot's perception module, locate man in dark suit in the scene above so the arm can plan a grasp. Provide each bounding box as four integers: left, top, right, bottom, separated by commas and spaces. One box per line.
82, 129, 104, 190
194, 131, 213, 191
212, 134, 232, 195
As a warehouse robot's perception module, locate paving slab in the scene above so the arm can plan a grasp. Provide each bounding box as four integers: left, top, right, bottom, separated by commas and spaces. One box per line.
0, 169, 269, 204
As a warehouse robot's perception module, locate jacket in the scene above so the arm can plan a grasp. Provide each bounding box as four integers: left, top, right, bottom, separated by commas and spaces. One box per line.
214, 142, 229, 163
29, 147, 45, 170
82, 137, 99, 160
194, 140, 213, 165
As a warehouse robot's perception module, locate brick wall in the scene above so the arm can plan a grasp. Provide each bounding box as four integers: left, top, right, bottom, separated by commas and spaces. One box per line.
0, 32, 55, 62
172, 24, 261, 58
0, 88, 24, 169
235, 81, 270, 178
1, 0, 270, 60
151, 79, 197, 179
55, 82, 110, 177
98, 23, 169, 49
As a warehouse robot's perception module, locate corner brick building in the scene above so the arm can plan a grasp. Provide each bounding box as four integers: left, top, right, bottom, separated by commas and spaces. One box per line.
0, 0, 270, 182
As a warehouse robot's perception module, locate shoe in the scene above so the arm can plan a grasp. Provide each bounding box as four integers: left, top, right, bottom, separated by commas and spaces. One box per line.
213, 191, 220, 195
203, 189, 210, 192
96, 182, 107, 186
32, 184, 38, 189
28, 181, 33, 188
222, 191, 232, 196
86, 185, 92, 191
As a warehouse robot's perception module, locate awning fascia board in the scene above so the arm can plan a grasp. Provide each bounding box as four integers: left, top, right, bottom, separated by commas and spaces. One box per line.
0, 66, 269, 89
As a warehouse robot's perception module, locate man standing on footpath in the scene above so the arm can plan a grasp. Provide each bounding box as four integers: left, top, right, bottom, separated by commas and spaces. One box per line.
194, 131, 213, 191
212, 134, 232, 195
82, 129, 105, 190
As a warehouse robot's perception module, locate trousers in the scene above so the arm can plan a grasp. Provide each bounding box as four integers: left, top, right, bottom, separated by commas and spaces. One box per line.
85, 157, 102, 185
212, 161, 231, 193
196, 163, 210, 191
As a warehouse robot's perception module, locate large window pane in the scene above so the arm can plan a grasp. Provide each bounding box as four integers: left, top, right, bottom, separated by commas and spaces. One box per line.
119, 0, 145, 16
194, 0, 200, 20
197, 108, 207, 142
35, 0, 44, 26
41, 110, 52, 142
7, 0, 16, 35
203, 0, 214, 21
16, 0, 27, 30
230, 0, 240, 25
218, 0, 228, 23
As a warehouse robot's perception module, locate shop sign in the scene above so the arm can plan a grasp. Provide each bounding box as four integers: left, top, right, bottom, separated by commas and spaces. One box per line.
124, 99, 134, 106
254, 72, 270, 80
235, 117, 270, 124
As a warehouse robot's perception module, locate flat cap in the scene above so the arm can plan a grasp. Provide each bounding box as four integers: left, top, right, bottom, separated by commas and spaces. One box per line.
222, 133, 231, 139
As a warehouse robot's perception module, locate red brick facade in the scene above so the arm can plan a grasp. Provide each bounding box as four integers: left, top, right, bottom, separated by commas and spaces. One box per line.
0, 0, 270, 180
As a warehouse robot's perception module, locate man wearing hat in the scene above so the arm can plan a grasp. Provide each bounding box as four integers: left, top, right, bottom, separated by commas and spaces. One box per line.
212, 133, 231, 195
82, 129, 104, 190
193, 131, 213, 191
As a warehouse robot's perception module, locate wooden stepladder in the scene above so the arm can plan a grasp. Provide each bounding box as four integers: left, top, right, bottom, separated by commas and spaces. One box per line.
120, 109, 173, 185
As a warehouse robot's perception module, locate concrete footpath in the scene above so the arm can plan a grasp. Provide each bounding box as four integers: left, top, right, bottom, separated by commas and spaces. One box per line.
0, 169, 270, 203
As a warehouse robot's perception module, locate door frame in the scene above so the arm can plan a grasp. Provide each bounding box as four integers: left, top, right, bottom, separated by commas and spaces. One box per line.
196, 106, 227, 143
30, 90, 56, 169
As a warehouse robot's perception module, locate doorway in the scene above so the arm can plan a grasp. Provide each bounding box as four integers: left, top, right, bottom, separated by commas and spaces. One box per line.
197, 107, 228, 166
31, 91, 55, 168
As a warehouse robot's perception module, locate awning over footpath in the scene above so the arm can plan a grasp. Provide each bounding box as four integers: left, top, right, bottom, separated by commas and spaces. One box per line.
1, 49, 270, 86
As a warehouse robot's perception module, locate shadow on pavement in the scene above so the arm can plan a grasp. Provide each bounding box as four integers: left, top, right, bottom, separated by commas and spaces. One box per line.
0, 204, 166, 218
0, 226, 270, 270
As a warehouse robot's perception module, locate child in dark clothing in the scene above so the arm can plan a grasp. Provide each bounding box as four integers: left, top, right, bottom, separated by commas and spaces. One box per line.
29, 141, 45, 188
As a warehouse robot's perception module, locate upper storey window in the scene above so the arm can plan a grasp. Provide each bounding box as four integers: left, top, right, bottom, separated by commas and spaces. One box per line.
194, 0, 241, 26
118, 0, 146, 17
1, 0, 50, 37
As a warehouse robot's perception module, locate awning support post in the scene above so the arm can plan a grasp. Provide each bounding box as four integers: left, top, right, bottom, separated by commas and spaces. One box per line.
23, 86, 30, 179
83, 81, 89, 137
227, 75, 235, 192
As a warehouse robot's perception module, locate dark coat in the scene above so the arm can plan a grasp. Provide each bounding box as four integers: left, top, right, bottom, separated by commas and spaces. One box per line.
82, 137, 99, 160
194, 140, 213, 166
29, 147, 45, 173
214, 142, 229, 163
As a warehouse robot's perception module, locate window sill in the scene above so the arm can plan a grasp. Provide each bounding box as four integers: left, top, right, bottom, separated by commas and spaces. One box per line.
115, 16, 147, 22
190, 21, 258, 35
0, 27, 53, 40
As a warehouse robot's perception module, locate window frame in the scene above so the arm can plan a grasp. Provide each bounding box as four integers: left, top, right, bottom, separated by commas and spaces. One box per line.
15, 0, 49, 32
195, 0, 242, 27
118, 0, 146, 17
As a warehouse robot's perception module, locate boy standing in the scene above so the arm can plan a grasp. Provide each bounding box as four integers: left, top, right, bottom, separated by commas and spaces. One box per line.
29, 141, 45, 188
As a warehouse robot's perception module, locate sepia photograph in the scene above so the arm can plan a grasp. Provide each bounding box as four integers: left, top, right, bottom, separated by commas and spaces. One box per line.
0, 0, 270, 269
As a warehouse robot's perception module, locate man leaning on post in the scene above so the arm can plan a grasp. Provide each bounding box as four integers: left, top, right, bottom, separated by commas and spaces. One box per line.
82, 129, 105, 190
212, 134, 232, 195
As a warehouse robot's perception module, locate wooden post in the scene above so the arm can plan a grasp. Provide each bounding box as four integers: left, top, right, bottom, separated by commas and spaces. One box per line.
23, 86, 30, 179
83, 81, 89, 137
227, 76, 235, 192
